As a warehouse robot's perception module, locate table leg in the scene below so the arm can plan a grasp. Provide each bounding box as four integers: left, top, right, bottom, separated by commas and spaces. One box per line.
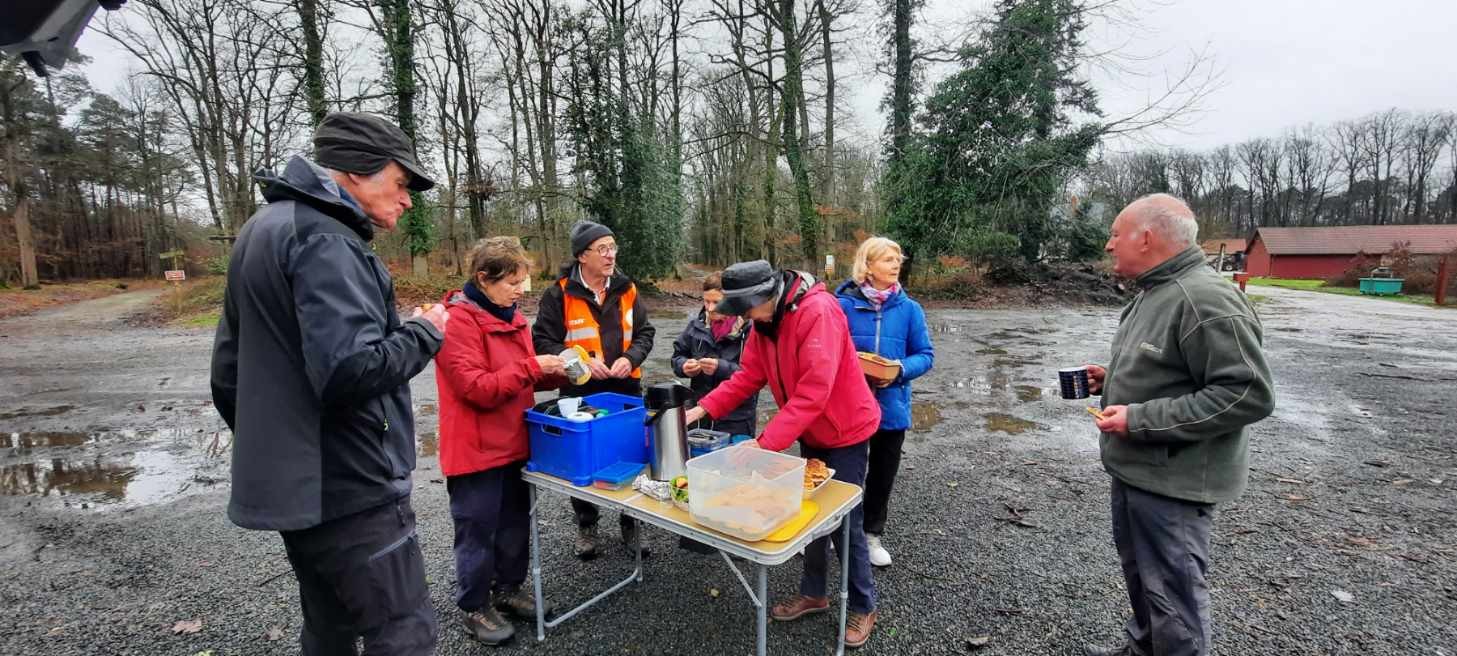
529, 484, 546, 642
836, 518, 850, 656
756, 564, 768, 656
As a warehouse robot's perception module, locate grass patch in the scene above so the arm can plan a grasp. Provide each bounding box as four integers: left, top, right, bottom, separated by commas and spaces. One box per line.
1246, 277, 1454, 309
153, 277, 227, 326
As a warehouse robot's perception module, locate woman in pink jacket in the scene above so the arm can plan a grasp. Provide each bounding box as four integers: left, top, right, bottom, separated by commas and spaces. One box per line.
684, 260, 881, 650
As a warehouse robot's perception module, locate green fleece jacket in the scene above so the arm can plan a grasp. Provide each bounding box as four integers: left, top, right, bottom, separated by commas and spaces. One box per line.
1100, 246, 1276, 504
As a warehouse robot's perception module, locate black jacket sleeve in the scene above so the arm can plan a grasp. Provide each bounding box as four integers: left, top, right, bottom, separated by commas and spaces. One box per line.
624, 288, 655, 367
209, 280, 240, 430
290, 233, 443, 407
671, 325, 693, 377
533, 282, 567, 357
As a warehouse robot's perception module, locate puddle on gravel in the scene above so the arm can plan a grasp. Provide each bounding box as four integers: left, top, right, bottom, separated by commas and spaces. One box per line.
910, 403, 943, 432
975, 347, 1008, 355
418, 432, 438, 457
1, 429, 228, 507
984, 413, 1042, 435
1013, 385, 1044, 402
0, 431, 95, 448
0, 404, 76, 420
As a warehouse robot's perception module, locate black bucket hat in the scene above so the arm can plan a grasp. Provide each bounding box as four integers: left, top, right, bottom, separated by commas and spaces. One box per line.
715, 260, 782, 316
313, 112, 436, 192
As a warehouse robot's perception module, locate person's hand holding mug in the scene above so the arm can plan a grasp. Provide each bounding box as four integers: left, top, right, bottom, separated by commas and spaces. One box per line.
1086, 364, 1107, 395
682, 358, 703, 376
535, 354, 566, 376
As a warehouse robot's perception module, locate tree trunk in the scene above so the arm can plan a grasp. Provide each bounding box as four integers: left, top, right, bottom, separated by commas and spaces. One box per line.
889, 0, 913, 163
298, 0, 329, 126
817, 0, 835, 202
381, 0, 430, 257
777, 0, 818, 267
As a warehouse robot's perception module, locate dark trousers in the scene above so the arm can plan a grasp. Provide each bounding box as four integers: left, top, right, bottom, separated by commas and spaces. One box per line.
448, 462, 531, 612
565, 379, 639, 532
571, 497, 637, 531
861, 428, 906, 536
1110, 478, 1215, 656
800, 439, 877, 614
279, 497, 436, 656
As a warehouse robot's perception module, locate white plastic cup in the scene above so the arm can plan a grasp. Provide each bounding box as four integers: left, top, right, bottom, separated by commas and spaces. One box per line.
557, 396, 582, 416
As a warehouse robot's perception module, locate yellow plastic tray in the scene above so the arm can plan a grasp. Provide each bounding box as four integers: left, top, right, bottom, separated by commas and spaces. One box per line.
763, 500, 819, 542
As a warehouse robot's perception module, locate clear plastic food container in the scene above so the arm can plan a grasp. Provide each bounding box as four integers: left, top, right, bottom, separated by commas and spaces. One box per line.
686, 447, 804, 541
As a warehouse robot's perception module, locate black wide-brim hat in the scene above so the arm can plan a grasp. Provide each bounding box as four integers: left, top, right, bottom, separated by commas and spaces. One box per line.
715, 260, 782, 316
313, 112, 436, 192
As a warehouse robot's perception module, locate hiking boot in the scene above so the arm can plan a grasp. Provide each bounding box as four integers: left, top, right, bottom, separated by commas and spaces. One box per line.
493, 585, 553, 621
620, 521, 651, 559
575, 524, 598, 560
866, 534, 892, 567
1082, 643, 1142, 656
845, 610, 877, 649
462, 607, 514, 646
770, 595, 830, 622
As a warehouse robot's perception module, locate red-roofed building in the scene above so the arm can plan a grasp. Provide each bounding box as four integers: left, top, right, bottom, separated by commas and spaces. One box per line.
1245, 225, 1457, 279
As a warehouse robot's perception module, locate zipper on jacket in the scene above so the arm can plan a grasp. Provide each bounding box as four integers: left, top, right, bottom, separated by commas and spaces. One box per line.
874, 307, 883, 354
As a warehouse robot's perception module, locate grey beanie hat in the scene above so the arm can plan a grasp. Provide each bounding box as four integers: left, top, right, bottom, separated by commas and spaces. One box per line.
715, 260, 782, 316
570, 220, 615, 256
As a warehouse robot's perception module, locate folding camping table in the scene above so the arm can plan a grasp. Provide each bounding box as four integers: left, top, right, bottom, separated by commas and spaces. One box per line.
524, 470, 863, 656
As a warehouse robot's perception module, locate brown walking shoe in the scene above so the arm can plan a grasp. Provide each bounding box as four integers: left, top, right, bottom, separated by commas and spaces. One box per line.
462, 607, 514, 646
845, 610, 877, 649
770, 595, 830, 622
493, 584, 554, 621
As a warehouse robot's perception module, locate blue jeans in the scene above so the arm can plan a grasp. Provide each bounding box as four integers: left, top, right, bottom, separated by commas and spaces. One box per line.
447, 462, 531, 612
799, 440, 877, 614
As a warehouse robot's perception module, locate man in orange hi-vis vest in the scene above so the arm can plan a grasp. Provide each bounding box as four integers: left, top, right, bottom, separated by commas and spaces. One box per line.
533, 220, 656, 560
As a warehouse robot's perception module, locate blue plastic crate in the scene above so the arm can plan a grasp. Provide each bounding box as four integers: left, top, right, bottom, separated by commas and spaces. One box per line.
526, 393, 648, 486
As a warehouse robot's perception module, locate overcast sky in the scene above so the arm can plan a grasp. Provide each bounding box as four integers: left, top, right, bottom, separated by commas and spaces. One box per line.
74, 0, 1457, 156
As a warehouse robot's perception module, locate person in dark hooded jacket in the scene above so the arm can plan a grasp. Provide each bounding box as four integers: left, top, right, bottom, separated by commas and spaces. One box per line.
210, 112, 447, 656
671, 272, 758, 436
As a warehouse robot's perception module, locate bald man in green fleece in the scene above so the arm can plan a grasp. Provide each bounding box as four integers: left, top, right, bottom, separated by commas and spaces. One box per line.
1082, 193, 1276, 656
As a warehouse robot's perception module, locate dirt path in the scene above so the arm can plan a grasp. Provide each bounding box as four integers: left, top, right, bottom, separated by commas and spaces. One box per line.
0, 286, 1452, 655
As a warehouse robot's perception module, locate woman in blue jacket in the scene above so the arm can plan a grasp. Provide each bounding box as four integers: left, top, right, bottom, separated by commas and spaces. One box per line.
836, 237, 934, 567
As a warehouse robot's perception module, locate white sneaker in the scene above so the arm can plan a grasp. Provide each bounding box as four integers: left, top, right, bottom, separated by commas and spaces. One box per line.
867, 534, 892, 567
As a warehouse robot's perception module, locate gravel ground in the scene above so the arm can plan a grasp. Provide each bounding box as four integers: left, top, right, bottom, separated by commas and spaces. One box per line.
1, 285, 1454, 655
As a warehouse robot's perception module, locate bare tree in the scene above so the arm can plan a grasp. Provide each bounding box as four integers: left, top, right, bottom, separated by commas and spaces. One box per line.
1360, 109, 1405, 225
1401, 111, 1450, 221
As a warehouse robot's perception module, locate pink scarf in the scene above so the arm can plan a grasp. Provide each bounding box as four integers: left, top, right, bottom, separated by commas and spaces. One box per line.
859, 281, 900, 308
710, 315, 737, 342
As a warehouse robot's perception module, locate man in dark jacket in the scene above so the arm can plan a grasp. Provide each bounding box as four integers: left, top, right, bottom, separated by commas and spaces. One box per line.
532, 219, 655, 559
210, 112, 448, 655
1082, 194, 1276, 656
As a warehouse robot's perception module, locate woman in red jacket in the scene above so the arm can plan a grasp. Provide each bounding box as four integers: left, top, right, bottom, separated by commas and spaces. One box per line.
435, 237, 566, 646
684, 260, 882, 650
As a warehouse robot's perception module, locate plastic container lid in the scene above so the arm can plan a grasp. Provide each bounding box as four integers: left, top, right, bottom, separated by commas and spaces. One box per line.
592, 462, 645, 487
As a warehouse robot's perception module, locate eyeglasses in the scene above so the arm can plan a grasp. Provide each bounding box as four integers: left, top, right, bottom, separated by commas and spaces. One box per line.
593, 244, 619, 257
